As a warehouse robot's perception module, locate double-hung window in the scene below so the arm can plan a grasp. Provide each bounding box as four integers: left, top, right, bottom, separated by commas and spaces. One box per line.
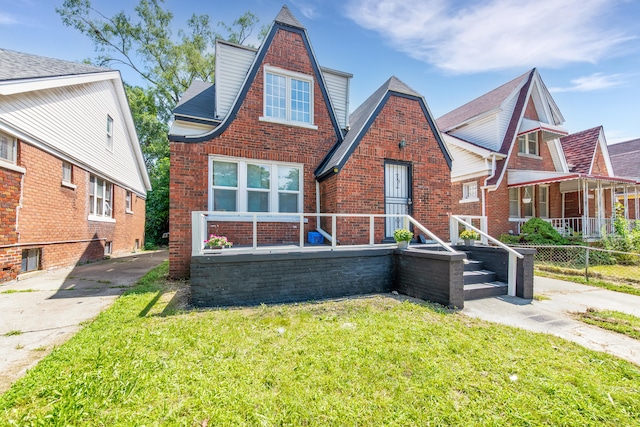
509, 188, 520, 218
538, 186, 549, 218
461, 181, 478, 202
125, 190, 133, 213
262, 66, 314, 128
0, 131, 16, 164
89, 174, 114, 221
210, 157, 302, 215
518, 132, 539, 156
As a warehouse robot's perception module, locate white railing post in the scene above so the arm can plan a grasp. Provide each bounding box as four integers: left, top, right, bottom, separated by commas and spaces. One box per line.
480, 216, 488, 245
449, 216, 458, 245
299, 214, 305, 248
508, 252, 517, 296
252, 215, 258, 249
331, 215, 337, 248
369, 215, 375, 245
192, 211, 205, 256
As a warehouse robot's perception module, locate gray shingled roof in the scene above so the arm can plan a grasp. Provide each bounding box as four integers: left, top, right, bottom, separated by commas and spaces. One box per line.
274, 5, 304, 28
436, 69, 532, 131
173, 80, 216, 121
609, 138, 640, 179
0, 48, 108, 81
316, 76, 422, 177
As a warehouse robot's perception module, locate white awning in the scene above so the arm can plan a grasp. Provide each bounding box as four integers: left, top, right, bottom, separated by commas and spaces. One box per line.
518, 118, 568, 141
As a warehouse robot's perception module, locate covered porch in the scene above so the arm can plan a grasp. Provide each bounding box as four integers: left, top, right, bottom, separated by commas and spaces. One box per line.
508, 171, 640, 239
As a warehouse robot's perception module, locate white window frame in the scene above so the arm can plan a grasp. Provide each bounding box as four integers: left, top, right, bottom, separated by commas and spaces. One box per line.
509, 187, 520, 219
208, 156, 304, 220
106, 115, 114, 151
61, 161, 76, 189
260, 66, 317, 130
517, 132, 539, 156
461, 181, 479, 203
0, 131, 17, 164
125, 190, 133, 213
89, 174, 115, 222
538, 185, 549, 219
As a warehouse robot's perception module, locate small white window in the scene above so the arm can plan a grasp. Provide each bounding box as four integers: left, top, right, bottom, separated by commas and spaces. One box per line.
62, 161, 72, 183
518, 132, 539, 156
0, 131, 17, 164
125, 190, 133, 213
262, 66, 314, 128
462, 182, 478, 202
210, 156, 303, 214
104, 241, 112, 256
89, 174, 114, 221
106, 115, 114, 151
21, 248, 41, 273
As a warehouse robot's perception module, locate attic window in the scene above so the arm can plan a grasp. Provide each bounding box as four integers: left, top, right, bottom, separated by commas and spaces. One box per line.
261, 66, 316, 129
518, 132, 539, 156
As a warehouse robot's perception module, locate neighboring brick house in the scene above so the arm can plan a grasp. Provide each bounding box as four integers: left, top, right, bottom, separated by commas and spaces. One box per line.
168, 6, 452, 278
0, 49, 151, 282
608, 138, 640, 219
438, 68, 638, 239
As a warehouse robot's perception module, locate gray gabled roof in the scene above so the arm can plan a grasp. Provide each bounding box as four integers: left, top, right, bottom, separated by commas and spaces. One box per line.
316, 76, 448, 178
0, 48, 108, 81
609, 138, 640, 179
275, 5, 304, 28
436, 69, 531, 131
173, 80, 216, 122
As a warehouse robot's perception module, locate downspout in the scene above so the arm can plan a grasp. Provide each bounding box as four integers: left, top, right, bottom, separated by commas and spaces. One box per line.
480, 154, 498, 230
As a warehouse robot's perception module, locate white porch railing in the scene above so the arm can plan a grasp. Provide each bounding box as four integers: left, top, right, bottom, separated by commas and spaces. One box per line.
512, 217, 616, 238
191, 211, 458, 256
450, 215, 524, 297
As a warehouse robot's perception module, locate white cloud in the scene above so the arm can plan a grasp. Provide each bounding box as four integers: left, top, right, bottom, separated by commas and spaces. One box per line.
345, 0, 634, 73
292, 1, 319, 20
0, 13, 18, 25
549, 73, 627, 93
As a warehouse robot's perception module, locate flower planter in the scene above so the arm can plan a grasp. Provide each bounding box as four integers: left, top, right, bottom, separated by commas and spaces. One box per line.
397, 240, 409, 249
464, 239, 474, 246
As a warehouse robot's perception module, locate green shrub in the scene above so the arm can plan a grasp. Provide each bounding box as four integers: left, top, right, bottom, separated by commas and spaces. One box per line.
520, 218, 569, 245
498, 233, 521, 244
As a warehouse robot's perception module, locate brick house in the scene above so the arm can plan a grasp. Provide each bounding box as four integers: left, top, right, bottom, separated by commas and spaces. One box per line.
438, 68, 639, 239
168, 6, 452, 278
0, 49, 151, 282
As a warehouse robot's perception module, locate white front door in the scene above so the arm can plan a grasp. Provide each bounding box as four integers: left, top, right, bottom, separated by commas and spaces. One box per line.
385, 162, 411, 238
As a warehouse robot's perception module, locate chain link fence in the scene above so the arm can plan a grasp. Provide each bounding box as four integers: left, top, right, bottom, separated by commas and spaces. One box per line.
512, 244, 640, 286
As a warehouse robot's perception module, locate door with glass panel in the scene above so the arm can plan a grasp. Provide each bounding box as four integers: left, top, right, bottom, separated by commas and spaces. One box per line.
384, 162, 412, 239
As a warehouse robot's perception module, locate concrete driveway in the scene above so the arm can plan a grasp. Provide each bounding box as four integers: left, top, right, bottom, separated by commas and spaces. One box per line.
0, 250, 168, 393
463, 276, 640, 366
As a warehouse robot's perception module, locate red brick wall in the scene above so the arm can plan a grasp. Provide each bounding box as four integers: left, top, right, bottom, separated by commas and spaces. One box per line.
322, 94, 451, 242
0, 140, 146, 283
451, 180, 482, 217
0, 167, 22, 281
169, 27, 340, 278
523, 98, 539, 121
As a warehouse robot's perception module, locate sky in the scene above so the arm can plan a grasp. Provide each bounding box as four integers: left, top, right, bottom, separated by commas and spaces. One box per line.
2, 0, 640, 143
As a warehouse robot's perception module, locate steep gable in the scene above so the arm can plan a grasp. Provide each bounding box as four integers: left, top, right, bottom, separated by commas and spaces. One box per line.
561, 126, 613, 176
316, 76, 450, 179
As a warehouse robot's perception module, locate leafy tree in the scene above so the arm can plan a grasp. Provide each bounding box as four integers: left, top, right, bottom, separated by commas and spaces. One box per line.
57, 0, 262, 245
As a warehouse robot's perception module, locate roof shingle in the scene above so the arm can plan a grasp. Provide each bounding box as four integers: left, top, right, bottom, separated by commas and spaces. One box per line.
560, 126, 603, 174
0, 48, 108, 81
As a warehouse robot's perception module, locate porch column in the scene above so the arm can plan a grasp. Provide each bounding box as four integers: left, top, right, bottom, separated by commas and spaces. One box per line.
636, 186, 639, 221
582, 179, 589, 237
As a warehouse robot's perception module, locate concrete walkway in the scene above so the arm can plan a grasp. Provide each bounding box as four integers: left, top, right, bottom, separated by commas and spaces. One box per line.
463, 276, 640, 366
0, 250, 168, 393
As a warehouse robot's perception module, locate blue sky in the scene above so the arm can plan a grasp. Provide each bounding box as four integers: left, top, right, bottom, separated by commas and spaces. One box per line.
2, 0, 639, 143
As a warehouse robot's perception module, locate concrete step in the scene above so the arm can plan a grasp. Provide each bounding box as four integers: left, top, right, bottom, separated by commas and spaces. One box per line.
464, 281, 508, 300
463, 269, 496, 285
463, 259, 483, 271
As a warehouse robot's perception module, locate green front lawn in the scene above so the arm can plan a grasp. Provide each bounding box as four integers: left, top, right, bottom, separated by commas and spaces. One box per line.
576, 308, 640, 341
1, 262, 639, 426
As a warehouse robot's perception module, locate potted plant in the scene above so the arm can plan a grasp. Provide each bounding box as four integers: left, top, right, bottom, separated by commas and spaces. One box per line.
393, 228, 413, 249
459, 229, 480, 246
204, 234, 233, 249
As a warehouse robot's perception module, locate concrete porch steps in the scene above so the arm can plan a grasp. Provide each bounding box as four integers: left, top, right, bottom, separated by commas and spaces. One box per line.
463, 255, 507, 300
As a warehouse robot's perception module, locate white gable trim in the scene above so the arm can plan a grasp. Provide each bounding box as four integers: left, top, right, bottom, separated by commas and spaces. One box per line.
592, 127, 614, 176
0, 71, 120, 95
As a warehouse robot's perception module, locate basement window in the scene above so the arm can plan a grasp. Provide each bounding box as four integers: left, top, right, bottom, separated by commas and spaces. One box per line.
21, 248, 41, 273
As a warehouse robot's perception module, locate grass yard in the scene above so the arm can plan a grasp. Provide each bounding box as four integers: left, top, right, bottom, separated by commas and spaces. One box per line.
1, 262, 639, 426
575, 308, 640, 341
536, 265, 640, 296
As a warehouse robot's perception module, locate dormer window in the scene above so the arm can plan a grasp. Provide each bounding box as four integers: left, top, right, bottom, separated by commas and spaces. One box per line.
518, 132, 539, 156
261, 66, 315, 129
